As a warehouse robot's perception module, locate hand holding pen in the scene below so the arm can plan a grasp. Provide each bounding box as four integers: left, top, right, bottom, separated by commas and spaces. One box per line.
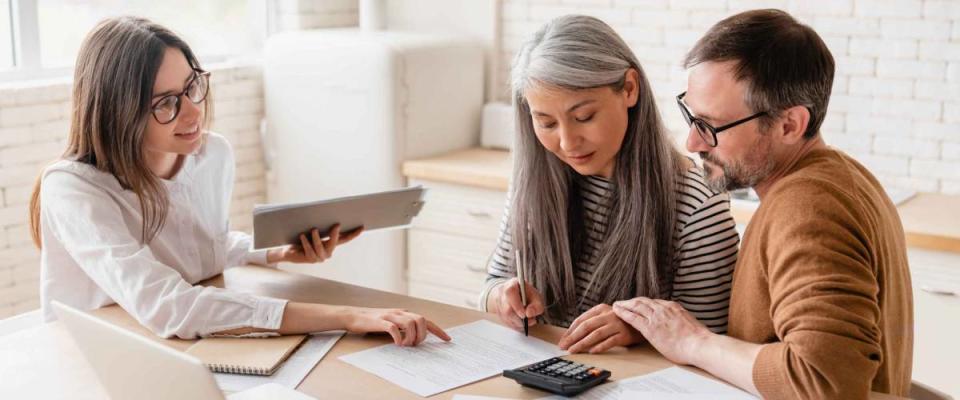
491, 250, 545, 334
515, 250, 530, 336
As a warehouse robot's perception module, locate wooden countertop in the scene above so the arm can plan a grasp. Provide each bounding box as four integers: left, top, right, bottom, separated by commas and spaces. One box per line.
403, 148, 960, 254
403, 147, 513, 191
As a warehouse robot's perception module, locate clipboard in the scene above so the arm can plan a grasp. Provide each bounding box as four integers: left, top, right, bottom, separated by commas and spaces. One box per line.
252, 186, 426, 249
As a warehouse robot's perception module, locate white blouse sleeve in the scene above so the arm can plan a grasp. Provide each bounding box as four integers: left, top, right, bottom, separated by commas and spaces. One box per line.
41, 171, 287, 339
215, 133, 273, 269
225, 230, 273, 268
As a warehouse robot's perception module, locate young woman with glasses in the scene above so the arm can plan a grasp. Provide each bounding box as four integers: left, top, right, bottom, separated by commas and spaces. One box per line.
28, 17, 450, 344
480, 15, 740, 354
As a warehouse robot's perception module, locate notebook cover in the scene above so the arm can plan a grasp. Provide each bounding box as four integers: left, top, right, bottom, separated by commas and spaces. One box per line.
185, 334, 307, 376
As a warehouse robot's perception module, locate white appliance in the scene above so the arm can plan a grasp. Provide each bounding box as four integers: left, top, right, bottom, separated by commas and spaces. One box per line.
480, 102, 514, 150
263, 29, 484, 293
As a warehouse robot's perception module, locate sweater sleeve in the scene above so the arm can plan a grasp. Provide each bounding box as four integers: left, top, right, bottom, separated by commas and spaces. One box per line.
752, 181, 883, 400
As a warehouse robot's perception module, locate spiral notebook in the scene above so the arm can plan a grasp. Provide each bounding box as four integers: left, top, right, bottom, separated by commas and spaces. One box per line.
185, 334, 308, 376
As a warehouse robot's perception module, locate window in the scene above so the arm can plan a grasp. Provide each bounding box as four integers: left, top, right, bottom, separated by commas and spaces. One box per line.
2, 0, 268, 77
0, 0, 14, 69
38, 0, 264, 68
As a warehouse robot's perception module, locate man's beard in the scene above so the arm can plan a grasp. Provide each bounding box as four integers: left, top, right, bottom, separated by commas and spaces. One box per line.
699, 146, 775, 193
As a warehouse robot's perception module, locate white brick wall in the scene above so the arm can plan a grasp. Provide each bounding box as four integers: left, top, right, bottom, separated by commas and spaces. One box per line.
499, 0, 960, 194
0, 63, 268, 319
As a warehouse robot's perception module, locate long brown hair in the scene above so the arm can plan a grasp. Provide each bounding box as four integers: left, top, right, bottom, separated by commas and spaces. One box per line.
29, 16, 210, 248
511, 15, 683, 324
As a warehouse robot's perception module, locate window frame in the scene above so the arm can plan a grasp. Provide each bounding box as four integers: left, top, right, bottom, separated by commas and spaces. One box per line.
1, 0, 272, 82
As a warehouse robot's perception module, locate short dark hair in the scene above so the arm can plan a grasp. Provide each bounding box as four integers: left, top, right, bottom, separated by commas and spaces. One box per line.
684, 9, 834, 139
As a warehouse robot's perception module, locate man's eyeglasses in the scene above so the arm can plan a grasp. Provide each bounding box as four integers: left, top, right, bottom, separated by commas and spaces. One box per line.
676, 91, 766, 147
151, 70, 210, 124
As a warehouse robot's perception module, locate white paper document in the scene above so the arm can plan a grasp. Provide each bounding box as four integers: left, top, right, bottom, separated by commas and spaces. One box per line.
539, 366, 756, 400
216, 331, 345, 392
226, 383, 317, 400
340, 319, 566, 397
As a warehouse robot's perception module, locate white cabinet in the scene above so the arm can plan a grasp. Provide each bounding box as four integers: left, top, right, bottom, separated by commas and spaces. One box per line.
405, 179, 506, 309
262, 30, 484, 293
908, 248, 960, 398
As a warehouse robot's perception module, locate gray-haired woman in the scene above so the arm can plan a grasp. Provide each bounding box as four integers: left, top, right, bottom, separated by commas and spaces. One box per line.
479, 15, 739, 354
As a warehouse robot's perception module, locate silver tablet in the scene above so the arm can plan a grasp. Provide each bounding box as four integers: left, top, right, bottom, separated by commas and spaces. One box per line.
252, 186, 426, 249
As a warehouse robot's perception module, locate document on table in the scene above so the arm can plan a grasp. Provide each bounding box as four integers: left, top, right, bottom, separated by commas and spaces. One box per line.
226, 383, 317, 400
539, 366, 756, 400
215, 331, 345, 393
340, 319, 566, 397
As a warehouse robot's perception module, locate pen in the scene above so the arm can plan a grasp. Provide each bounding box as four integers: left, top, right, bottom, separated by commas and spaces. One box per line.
515, 250, 529, 336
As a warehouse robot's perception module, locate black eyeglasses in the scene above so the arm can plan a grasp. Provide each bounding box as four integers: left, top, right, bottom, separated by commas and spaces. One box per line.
676, 91, 766, 147
151, 70, 210, 124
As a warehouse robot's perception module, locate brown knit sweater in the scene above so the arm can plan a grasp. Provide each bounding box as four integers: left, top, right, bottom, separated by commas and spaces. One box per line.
728, 147, 913, 399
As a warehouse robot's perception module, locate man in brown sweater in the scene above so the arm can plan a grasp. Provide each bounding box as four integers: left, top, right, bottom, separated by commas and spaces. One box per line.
612, 9, 913, 400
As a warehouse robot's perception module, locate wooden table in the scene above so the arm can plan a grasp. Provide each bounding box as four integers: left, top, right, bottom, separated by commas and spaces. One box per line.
403, 148, 960, 254
0, 266, 906, 399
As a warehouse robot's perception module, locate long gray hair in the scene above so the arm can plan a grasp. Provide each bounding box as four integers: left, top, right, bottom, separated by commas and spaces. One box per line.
510, 15, 683, 324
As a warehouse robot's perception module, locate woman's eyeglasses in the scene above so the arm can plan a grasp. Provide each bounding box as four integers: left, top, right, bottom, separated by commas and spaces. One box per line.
151, 70, 210, 124
676, 91, 766, 147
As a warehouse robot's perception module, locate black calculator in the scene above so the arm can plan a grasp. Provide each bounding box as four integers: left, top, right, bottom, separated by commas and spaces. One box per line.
503, 357, 611, 396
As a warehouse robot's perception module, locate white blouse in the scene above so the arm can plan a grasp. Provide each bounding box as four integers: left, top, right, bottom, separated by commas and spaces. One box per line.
39, 132, 287, 339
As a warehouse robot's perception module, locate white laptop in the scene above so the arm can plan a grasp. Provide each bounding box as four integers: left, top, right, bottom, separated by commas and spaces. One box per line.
51, 301, 315, 400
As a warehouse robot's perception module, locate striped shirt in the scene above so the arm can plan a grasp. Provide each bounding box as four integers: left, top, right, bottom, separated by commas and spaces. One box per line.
481, 167, 739, 333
